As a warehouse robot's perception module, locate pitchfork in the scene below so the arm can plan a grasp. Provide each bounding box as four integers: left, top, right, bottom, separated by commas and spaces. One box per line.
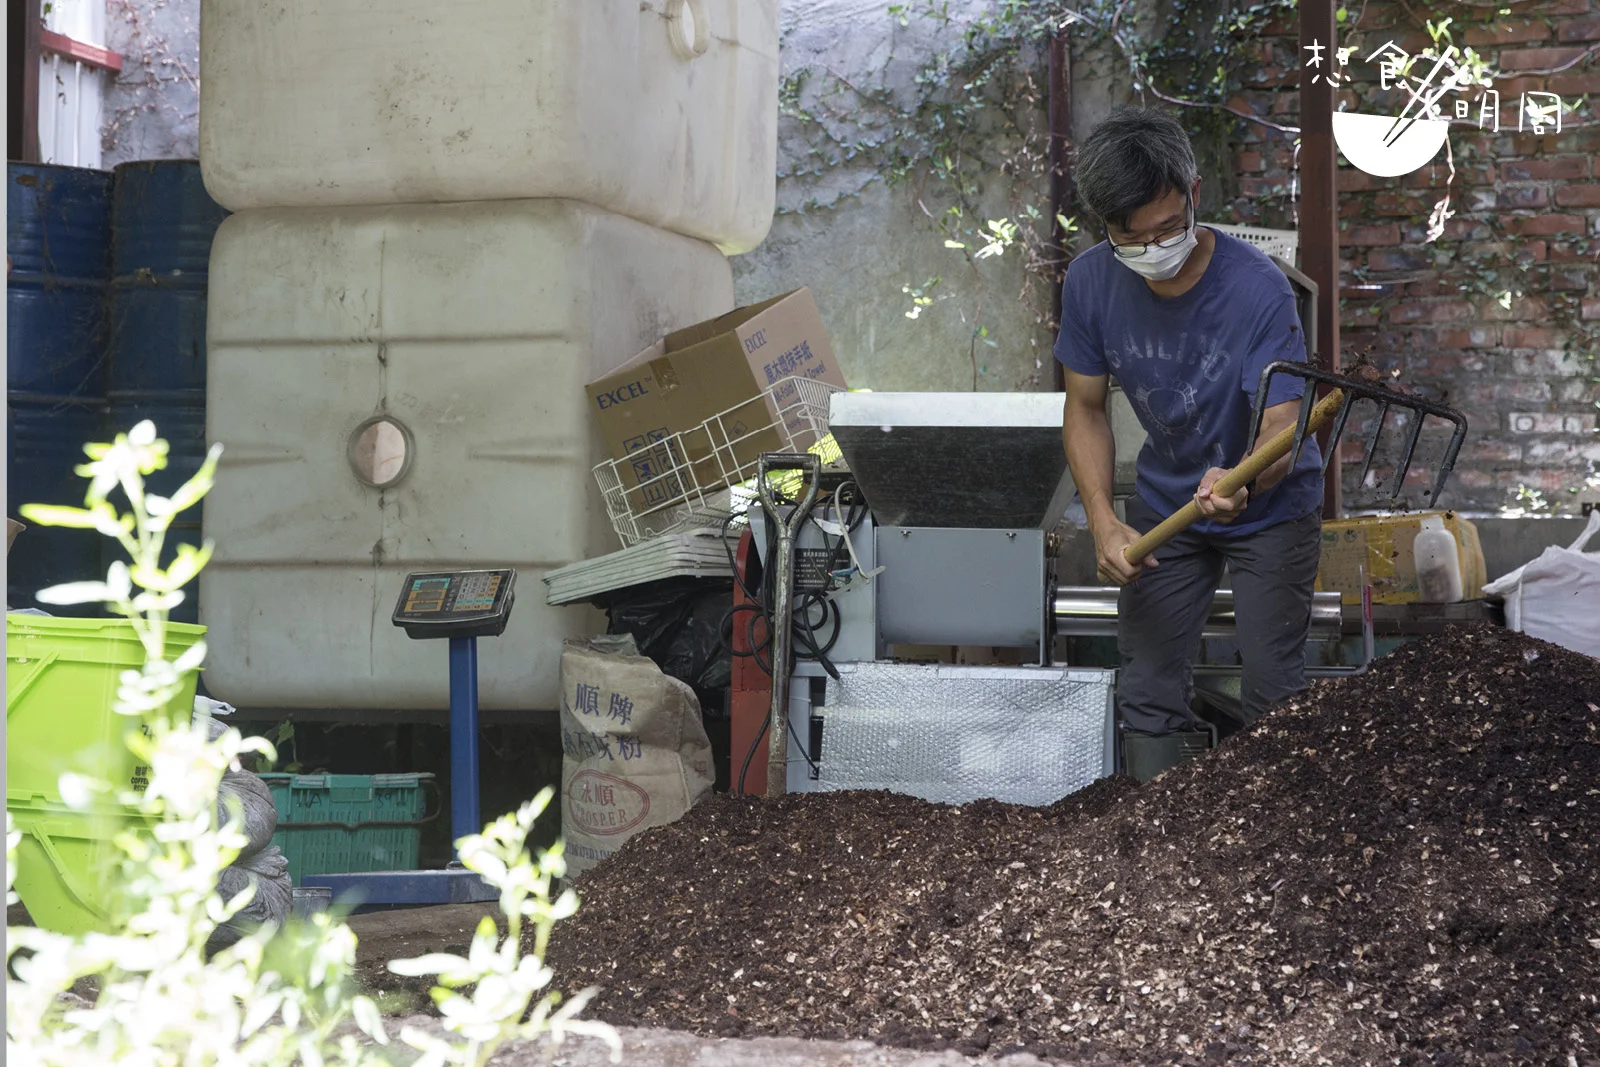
1124, 360, 1469, 565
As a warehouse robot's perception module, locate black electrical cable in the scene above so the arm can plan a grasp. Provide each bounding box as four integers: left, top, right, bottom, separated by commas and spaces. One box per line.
735, 701, 821, 794
721, 510, 759, 604
787, 713, 821, 777
790, 592, 842, 681
721, 603, 765, 659
736, 714, 768, 796
748, 612, 772, 675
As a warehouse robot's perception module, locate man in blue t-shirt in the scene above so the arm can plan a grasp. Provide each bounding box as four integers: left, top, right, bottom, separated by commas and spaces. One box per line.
1055, 108, 1324, 782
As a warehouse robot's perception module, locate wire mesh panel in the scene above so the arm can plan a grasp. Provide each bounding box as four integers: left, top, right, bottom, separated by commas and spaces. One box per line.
1207, 222, 1298, 263
593, 375, 843, 547
815, 663, 1117, 807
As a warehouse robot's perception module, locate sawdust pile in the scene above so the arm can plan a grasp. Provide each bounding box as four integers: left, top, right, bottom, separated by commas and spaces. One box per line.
544, 628, 1600, 1066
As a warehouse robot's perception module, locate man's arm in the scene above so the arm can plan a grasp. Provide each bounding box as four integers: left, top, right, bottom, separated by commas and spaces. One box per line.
1197, 276, 1315, 521
1194, 397, 1306, 520
1064, 369, 1155, 584
1250, 398, 1305, 493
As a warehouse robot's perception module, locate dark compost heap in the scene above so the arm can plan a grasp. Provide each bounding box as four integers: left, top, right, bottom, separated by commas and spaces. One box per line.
544, 628, 1600, 1066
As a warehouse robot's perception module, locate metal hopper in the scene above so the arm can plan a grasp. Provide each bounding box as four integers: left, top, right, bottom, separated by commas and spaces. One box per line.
826, 392, 1077, 530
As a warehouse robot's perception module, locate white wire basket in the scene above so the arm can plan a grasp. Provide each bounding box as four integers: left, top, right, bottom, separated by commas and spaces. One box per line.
1208, 223, 1298, 264
593, 375, 844, 548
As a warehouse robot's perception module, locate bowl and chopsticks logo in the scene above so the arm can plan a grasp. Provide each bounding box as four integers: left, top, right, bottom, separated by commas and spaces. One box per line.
1304, 34, 1568, 179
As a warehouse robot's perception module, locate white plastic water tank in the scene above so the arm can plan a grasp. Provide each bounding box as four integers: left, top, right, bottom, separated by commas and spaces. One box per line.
198, 0, 780, 255
200, 200, 734, 711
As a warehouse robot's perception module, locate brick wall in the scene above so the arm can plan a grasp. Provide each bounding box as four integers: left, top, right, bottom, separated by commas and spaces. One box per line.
1221, 1, 1600, 513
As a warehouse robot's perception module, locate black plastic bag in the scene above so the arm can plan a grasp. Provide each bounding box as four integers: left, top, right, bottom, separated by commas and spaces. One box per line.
598, 577, 733, 694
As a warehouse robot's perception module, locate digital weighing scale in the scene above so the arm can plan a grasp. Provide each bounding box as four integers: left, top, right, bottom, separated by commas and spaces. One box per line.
299, 568, 517, 907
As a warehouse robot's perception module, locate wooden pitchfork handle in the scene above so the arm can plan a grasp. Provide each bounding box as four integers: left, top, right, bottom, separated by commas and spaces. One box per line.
1123, 388, 1345, 566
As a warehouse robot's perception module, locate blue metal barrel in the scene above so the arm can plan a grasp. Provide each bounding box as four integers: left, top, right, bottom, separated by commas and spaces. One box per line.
7, 163, 113, 615
106, 161, 228, 625
6, 399, 108, 614
7, 163, 112, 397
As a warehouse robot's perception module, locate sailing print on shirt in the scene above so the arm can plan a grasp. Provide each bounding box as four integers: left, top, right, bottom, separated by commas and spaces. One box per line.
1113, 332, 1230, 468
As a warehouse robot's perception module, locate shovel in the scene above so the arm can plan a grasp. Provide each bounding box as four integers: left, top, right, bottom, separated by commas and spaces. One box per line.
755, 451, 821, 798
1124, 361, 1468, 566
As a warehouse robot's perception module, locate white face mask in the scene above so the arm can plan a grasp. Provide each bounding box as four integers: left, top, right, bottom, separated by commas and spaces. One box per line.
1118, 222, 1199, 282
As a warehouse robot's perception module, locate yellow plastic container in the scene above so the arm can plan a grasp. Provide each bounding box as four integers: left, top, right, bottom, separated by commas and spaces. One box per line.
6, 615, 205, 933
1316, 512, 1486, 606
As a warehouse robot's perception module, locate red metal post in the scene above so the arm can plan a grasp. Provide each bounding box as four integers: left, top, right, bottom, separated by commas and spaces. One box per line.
728, 530, 772, 796
1300, 0, 1342, 518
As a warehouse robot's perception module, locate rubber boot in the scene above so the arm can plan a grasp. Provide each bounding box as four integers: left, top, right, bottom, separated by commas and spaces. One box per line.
1122, 729, 1212, 783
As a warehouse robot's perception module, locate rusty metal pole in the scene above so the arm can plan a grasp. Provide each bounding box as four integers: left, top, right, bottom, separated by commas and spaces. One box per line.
10, 0, 43, 161
1048, 31, 1073, 393
1300, 0, 1342, 518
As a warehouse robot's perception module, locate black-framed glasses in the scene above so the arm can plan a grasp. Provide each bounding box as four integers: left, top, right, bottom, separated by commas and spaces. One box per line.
1109, 202, 1193, 259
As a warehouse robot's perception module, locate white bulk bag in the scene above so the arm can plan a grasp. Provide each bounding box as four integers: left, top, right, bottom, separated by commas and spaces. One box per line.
1482, 510, 1600, 659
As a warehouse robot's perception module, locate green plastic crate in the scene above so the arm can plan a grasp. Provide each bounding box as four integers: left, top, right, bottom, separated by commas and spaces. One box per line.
258, 773, 436, 884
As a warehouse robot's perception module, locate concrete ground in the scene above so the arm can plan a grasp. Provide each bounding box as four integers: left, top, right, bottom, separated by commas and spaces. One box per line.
382, 1017, 1098, 1067
347, 901, 503, 970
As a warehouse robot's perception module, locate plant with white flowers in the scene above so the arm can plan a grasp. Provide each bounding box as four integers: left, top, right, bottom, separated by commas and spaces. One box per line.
6, 421, 617, 1067
389, 792, 617, 1067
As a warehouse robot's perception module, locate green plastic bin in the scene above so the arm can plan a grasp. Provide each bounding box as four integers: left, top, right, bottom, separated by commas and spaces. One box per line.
7, 615, 207, 807
7, 799, 156, 935
6, 614, 206, 934
258, 773, 437, 885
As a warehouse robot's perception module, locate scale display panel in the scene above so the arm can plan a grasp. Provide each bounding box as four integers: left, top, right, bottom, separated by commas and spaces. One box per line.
392, 569, 517, 640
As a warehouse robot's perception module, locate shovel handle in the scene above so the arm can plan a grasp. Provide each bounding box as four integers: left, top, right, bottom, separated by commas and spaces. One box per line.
756, 452, 821, 530
1123, 388, 1345, 565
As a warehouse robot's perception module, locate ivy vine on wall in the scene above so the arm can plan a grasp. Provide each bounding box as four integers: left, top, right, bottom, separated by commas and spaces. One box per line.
773, 0, 1300, 387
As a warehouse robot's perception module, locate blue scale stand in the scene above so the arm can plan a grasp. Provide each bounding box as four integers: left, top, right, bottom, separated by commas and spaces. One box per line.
300, 569, 517, 908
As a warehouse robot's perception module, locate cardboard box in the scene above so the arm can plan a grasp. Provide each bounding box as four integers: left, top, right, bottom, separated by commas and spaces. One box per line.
585, 289, 846, 512
1316, 511, 1487, 605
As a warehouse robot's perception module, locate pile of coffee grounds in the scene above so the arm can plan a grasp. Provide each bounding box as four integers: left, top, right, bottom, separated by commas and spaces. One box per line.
543, 628, 1599, 1066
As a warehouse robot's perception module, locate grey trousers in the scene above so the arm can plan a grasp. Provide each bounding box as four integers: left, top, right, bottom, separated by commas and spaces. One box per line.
1117, 495, 1323, 735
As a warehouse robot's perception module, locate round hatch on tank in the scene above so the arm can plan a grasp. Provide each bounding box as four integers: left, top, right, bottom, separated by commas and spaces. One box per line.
348, 416, 413, 489
666, 0, 710, 59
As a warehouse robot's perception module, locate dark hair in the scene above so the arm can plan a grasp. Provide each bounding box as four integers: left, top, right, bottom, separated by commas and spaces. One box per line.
1076, 108, 1198, 231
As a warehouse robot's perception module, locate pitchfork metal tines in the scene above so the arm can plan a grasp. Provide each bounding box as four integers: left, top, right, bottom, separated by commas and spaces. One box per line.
1247, 360, 1469, 509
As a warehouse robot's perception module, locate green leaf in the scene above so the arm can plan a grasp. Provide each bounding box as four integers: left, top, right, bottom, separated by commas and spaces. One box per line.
35, 580, 114, 606
165, 540, 216, 591
388, 952, 471, 978
174, 639, 208, 675
17, 504, 98, 529
1335, 6, 1348, 22
162, 443, 223, 518
351, 996, 389, 1045
131, 590, 186, 613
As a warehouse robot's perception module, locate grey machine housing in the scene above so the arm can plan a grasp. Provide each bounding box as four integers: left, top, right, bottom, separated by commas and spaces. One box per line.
751, 390, 1113, 805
